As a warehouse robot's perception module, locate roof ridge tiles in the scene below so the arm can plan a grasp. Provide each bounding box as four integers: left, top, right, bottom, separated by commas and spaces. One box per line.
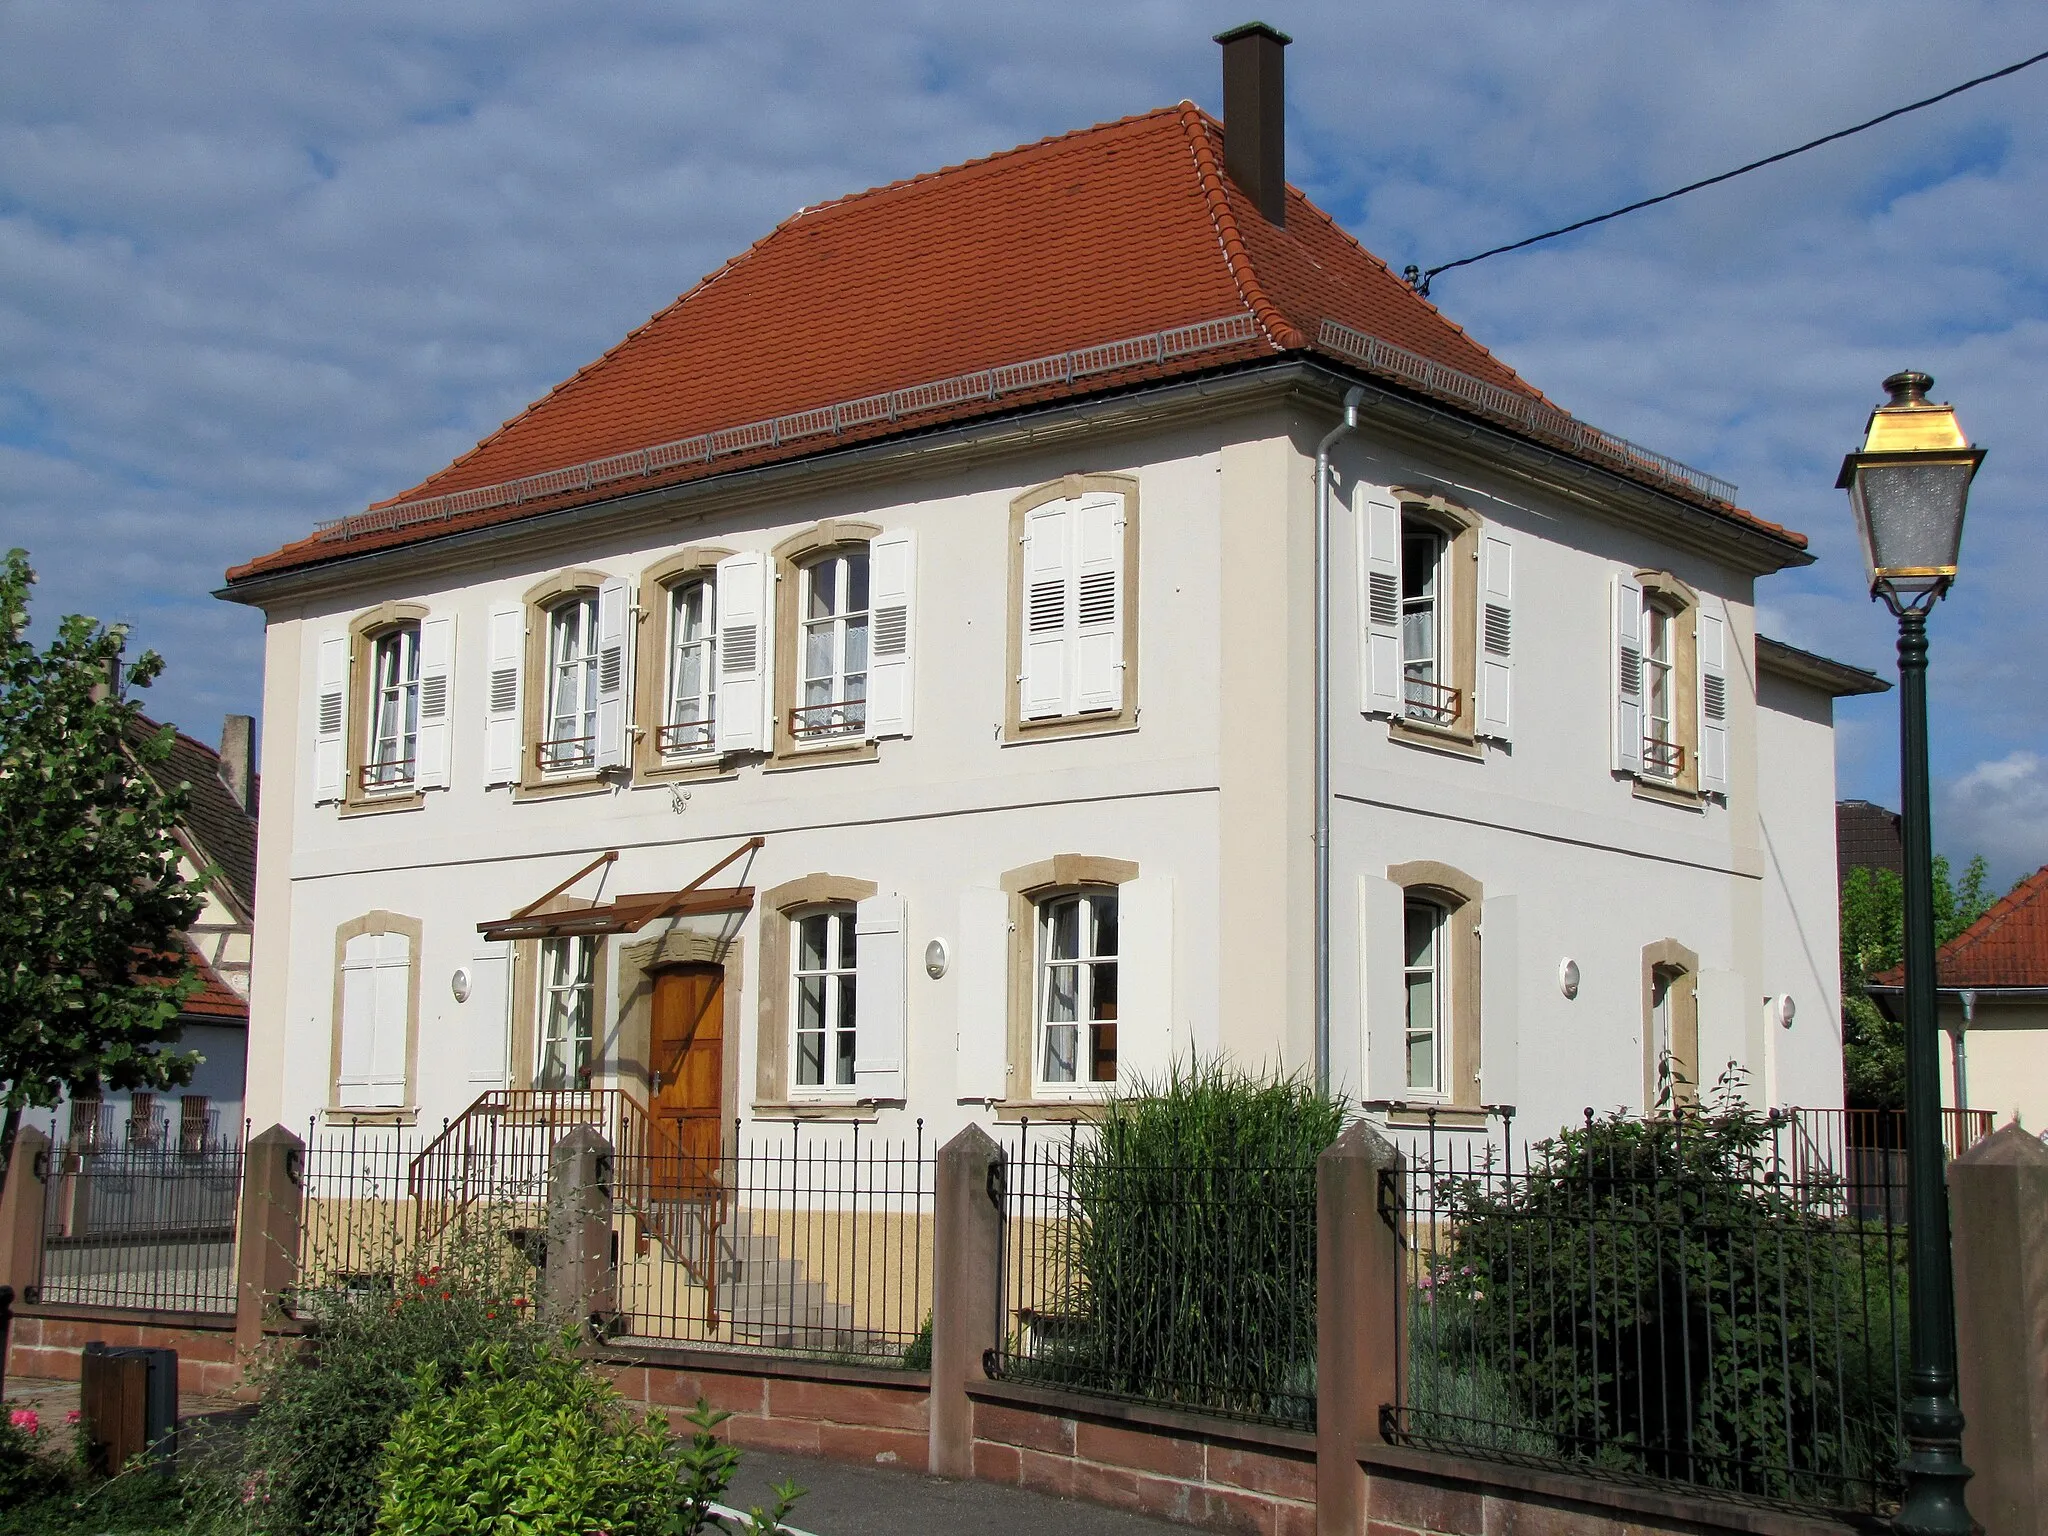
1941, 866, 2048, 962
1176, 103, 1302, 350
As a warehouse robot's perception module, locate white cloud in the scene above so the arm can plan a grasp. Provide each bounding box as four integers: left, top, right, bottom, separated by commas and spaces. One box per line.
1937, 752, 2048, 888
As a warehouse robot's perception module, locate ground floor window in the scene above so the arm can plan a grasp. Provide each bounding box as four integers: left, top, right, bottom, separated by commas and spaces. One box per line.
792, 906, 857, 1089
537, 935, 597, 1090
1404, 898, 1446, 1094
1036, 889, 1118, 1087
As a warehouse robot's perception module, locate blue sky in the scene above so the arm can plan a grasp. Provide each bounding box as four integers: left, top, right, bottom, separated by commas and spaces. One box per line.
3, 2, 2045, 881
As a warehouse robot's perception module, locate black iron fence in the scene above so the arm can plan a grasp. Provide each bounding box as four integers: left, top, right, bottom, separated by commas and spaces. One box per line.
38, 1136, 245, 1314
988, 1123, 1319, 1429
1383, 1109, 1910, 1516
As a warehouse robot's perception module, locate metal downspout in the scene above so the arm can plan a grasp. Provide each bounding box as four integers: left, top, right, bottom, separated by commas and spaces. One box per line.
1953, 990, 1975, 1121
1315, 388, 1365, 1096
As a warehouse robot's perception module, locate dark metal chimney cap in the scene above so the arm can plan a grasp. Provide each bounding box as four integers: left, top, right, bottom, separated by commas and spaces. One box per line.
1214, 22, 1290, 227
1214, 20, 1292, 46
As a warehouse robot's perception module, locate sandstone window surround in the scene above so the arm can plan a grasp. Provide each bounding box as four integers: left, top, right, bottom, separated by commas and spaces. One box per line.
764, 519, 916, 769
1005, 474, 1139, 744
632, 547, 736, 781
753, 873, 889, 1117
1380, 862, 1484, 1125
327, 910, 424, 1124
1611, 570, 1730, 801
313, 601, 453, 815
483, 568, 629, 799
1642, 937, 1702, 1111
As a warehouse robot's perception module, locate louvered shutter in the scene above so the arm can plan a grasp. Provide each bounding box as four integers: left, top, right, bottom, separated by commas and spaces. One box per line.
1697, 609, 1730, 795
1611, 575, 1645, 775
715, 552, 768, 753
1361, 494, 1403, 715
953, 887, 1010, 1102
1113, 876, 1173, 1089
1359, 875, 1407, 1101
853, 893, 907, 1098
1477, 535, 1514, 740
1019, 501, 1074, 720
466, 943, 512, 1089
1478, 895, 1518, 1107
1074, 493, 1125, 714
594, 577, 630, 769
865, 528, 916, 740
313, 633, 347, 803
415, 615, 455, 789
483, 604, 524, 787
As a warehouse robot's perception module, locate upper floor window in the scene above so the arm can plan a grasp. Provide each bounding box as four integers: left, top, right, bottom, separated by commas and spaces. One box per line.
793, 551, 869, 743
1010, 480, 1134, 738
1362, 493, 1512, 744
1036, 889, 1118, 1089
1403, 897, 1446, 1093
662, 577, 717, 756
1612, 574, 1729, 797
1400, 521, 1454, 727
1643, 601, 1680, 779
536, 934, 596, 1090
792, 905, 858, 1090
365, 623, 420, 791
542, 595, 601, 772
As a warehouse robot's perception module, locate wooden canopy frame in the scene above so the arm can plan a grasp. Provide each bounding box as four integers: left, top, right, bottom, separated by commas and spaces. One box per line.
478, 837, 762, 942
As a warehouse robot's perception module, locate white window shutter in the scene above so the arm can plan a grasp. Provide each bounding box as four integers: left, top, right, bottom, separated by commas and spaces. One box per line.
313, 633, 347, 803
1074, 493, 1125, 714
466, 944, 512, 1090
865, 528, 916, 740
337, 937, 377, 1107
1478, 895, 1518, 1109
1611, 575, 1645, 775
1019, 501, 1074, 720
368, 932, 411, 1107
415, 615, 455, 789
853, 893, 907, 1098
484, 604, 524, 787
1360, 493, 1402, 715
715, 552, 768, 753
953, 888, 1010, 1102
594, 577, 630, 769
1697, 609, 1730, 795
1113, 875, 1173, 1090
1360, 875, 1407, 1102
1477, 535, 1514, 741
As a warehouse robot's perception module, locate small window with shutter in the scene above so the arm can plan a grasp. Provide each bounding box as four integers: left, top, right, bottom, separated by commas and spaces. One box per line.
335, 925, 414, 1111
1013, 483, 1130, 731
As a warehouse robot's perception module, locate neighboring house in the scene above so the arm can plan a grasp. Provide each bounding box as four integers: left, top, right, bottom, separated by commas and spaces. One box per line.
1837, 798, 1905, 883
1871, 867, 2048, 1133
220, 28, 1876, 1157
33, 714, 259, 1151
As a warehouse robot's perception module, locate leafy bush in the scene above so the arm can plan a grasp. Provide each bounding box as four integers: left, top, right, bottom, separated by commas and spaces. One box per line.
230, 1249, 537, 1536
1436, 1085, 1907, 1506
0, 1403, 75, 1508
1041, 1059, 1341, 1425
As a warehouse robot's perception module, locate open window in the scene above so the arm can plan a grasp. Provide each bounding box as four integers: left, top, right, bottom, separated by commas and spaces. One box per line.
1361, 492, 1509, 746
1611, 573, 1728, 797
1034, 888, 1120, 1091
313, 602, 452, 809
535, 934, 598, 1090
763, 521, 916, 762
793, 549, 870, 744
494, 569, 629, 794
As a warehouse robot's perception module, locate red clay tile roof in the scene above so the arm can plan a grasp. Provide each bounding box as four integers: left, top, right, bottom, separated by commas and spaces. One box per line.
181, 942, 248, 1023
227, 104, 1800, 586
1873, 867, 2048, 990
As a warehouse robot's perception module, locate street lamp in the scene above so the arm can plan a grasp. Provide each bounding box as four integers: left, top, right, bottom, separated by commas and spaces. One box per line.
1838, 370, 1983, 1536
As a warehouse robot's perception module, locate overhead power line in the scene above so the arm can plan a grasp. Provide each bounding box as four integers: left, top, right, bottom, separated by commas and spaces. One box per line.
1405, 46, 2048, 295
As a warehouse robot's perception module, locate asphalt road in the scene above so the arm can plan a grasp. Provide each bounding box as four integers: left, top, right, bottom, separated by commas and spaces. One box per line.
722, 1450, 1189, 1535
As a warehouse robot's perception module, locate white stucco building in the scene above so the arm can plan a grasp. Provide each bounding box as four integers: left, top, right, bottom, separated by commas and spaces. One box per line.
221, 30, 1879, 1161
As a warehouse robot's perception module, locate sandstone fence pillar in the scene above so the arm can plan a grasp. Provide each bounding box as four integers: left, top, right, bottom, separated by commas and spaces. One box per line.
1316, 1118, 1405, 1536
543, 1125, 616, 1333
234, 1124, 305, 1356
928, 1124, 1004, 1479
1949, 1120, 2048, 1535
0, 1125, 52, 1305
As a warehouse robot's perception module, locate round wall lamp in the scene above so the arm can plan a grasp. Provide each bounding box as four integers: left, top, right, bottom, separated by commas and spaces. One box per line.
1775, 994, 1797, 1029
451, 967, 472, 1003
924, 939, 949, 980
1558, 959, 1581, 1000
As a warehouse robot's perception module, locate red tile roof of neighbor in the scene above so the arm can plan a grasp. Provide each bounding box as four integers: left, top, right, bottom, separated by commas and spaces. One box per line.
227, 104, 1801, 586
179, 943, 248, 1023
1874, 867, 2048, 991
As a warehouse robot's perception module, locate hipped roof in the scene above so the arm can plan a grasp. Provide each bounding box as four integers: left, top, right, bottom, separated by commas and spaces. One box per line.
1873, 867, 2048, 991
227, 104, 1800, 588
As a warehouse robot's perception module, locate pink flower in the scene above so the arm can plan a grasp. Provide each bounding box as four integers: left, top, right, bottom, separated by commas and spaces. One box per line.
9, 1408, 38, 1434
65, 1410, 81, 1425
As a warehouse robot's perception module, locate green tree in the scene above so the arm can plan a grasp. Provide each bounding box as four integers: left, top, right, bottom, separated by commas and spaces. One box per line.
0, 550, 202, 1174
1838, 853, 1993, 1108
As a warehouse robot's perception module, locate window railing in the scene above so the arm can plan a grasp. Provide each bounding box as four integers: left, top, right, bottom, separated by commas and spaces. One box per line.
359, 757, 416, 791
657, 718, 716, 755
1643, 736, 1686, 776
1401, 676, 1462, 728
535, 735, 597, 773
788, 698, 866, 741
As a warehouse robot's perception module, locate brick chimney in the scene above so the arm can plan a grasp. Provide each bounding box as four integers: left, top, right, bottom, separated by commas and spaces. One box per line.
219, 714, 254, 813
1215, 22, 1290, 227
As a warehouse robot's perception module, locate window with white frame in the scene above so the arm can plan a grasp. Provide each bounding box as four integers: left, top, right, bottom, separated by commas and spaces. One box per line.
1403, 897, 1446, 1094
794, 551, 868, 741
542, 595, 601, 771
1643, 602, 1679, 778
1400, 519, 1452, 726
662, 577, 717, 755
536, 935, 596, 1090
792, 906, 858, 1090
364, 623, 420, 790
1036, 890, 1119, 1088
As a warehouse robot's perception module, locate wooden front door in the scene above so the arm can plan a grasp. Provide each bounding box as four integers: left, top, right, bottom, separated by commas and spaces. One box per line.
650, 963, 724, 1196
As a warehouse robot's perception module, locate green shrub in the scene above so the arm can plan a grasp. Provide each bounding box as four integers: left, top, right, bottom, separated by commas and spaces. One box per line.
0, 1403, 76, 1509
900, 1315, 932, 1371
1046, 1058, 1341, 1425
